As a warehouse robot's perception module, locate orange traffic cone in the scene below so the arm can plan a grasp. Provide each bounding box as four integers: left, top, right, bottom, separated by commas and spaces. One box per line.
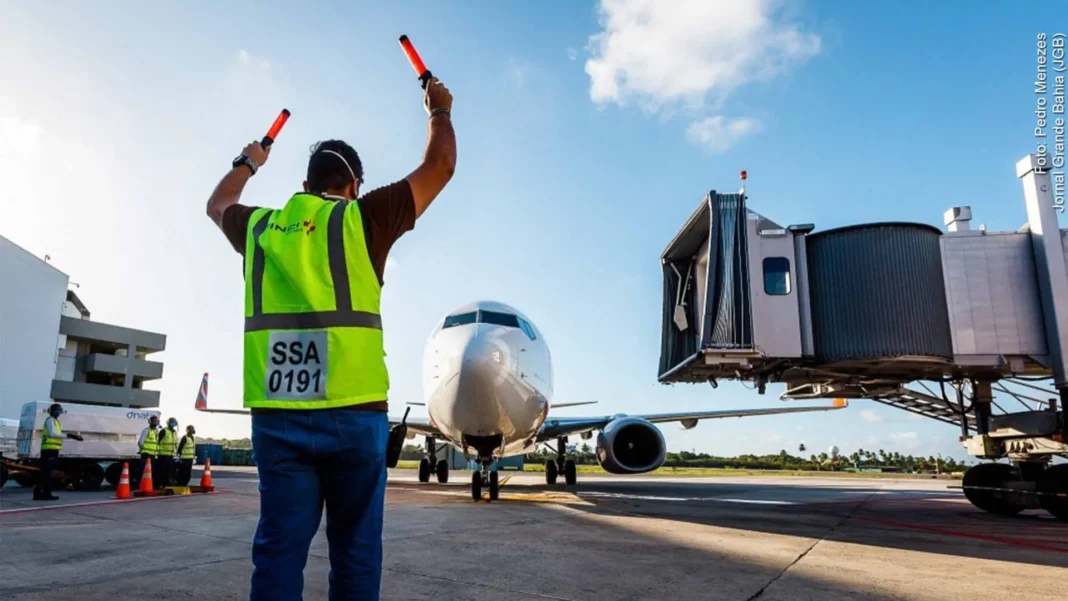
139, 457, 154, 493
115, 462, 131, 499
199, 457, 213, 488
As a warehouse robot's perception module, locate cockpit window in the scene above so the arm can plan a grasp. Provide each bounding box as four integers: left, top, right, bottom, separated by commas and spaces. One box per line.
442, 312, 477, 329
478, 310, 519, 328
518, 318, 537, 340
441, 310, 523, 330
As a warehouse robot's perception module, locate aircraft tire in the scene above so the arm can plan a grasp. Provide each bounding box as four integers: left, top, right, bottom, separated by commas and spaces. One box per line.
564, 460, 577, 486
489, 470, 499, 501
418, 458, 431, 483
545, 460, 558, 485
471, 470, 482, 501
436, 460, 449, 483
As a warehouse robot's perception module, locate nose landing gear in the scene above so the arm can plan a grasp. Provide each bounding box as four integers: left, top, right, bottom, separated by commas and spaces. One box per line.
470, 459, 500, 501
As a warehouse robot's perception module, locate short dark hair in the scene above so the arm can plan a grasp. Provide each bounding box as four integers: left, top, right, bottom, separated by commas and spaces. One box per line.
306, 140, 363, 193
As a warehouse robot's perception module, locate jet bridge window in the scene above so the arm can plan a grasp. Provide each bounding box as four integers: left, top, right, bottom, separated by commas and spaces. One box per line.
442, 312, 477, 329
763, 257, 792, 295
479, 310, 520, 328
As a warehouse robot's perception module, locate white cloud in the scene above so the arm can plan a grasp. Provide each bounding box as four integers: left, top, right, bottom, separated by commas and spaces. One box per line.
859, 409, 885, 424
584, 0, 821, 111
685, 116, 762, 153
386, 257, 400, 272
907, 413, 925, 421
237, 49, 271, 72
567, 47, 578, 61
509, 58, 528, 88
890, 432, 918, 441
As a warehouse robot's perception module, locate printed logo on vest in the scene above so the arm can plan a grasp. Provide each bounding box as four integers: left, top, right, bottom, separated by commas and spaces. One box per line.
269, 220, 317, 236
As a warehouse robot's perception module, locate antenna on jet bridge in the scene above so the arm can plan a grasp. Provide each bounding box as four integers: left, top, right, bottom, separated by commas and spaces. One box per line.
739, 170, 747, 197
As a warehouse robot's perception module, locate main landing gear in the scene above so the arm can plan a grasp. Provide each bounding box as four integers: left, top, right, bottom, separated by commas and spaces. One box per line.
545, 437, 577, 486
417, 437, 449, 484
471, 460, 499, 502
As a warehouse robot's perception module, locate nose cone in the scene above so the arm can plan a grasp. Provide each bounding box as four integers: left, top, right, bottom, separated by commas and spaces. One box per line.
427, 327, 518, 437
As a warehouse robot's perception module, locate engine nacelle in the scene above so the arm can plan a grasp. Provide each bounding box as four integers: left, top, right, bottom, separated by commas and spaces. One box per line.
595, 417, 666, 474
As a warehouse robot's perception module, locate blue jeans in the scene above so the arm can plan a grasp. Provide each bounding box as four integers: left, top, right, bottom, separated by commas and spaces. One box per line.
250, 409, 387, 601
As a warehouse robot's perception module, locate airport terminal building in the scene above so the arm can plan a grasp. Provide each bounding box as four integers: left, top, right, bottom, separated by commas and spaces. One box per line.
0, 234, 166, 420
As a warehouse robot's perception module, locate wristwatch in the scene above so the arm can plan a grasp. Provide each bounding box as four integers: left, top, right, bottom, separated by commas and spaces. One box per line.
232, 153, 259, 175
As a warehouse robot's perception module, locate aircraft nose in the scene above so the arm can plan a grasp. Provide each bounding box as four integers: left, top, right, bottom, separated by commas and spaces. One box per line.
450, 328, 512, 434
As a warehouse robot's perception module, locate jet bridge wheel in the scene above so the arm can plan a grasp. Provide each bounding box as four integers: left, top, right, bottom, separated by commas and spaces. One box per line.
962, 463, 1026, 516
471, 470, 483, 501
435, 460, 449, 483
418, 459, 431, 483
545, 460, 558, 485
1037, 464, 1068, 521
564, 460, 577, 486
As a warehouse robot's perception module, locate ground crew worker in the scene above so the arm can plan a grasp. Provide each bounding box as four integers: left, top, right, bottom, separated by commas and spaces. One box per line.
177, 425, 196, 485
155, 417, 179, 488
34, 403, 83, 501
206, 77, 455, 601
137, 415, 159, 481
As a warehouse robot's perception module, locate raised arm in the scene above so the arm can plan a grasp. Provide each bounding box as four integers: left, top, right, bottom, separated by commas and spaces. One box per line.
206, 142, 271, 228
406, 77, 456, 219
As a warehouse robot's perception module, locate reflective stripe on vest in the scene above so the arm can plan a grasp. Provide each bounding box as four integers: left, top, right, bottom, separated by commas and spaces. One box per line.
158, 429, 177, 458
242, 194, 388, 409
140, 427, 159, 456
180, 435, 196, 460
41, 417, 63, 451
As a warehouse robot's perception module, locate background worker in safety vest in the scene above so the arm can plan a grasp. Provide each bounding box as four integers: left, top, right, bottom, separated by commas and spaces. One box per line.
176, 424, 196, 484
137, 415, 159, 481
155, 417, 179, 488
35, 403, 84, 501
206, 76, 455, 601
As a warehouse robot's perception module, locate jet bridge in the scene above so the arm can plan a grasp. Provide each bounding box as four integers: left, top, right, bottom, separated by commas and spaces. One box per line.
659, 155, 1068, 520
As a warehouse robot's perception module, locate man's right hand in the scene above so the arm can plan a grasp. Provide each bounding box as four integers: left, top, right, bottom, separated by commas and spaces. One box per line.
423, 77, 453, 116
240, 141, 271, 168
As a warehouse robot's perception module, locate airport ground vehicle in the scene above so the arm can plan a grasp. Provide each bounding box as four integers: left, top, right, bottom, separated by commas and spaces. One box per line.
0, 401, 160, 491
657, 155, 1067, 520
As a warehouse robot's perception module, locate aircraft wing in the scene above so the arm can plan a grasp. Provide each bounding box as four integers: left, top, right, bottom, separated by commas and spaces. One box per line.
388, 415, 444, 438
536, 399, 847, 441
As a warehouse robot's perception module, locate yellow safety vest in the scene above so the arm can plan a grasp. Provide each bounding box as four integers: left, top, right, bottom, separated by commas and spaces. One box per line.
140, 427, 159, 457
41, 417, 63, 452
242, 193, 388, 409
180, 435, 196, 460
158, 428, 177, 458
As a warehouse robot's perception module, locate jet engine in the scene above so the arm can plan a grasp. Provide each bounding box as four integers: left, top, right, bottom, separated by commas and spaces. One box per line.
595, 417, 666, 474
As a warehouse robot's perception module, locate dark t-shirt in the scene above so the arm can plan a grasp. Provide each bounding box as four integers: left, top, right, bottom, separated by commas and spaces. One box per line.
220, 179, 416, 285
220, 180, 415, 413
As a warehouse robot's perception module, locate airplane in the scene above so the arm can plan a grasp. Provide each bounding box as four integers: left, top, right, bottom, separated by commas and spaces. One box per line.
196, 300, 848, 502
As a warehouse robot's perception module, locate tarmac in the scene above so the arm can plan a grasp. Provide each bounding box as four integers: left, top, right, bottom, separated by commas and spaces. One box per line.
1, 467, 1066, 600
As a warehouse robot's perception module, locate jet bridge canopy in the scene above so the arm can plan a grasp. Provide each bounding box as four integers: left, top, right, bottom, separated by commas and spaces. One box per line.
659, 161, 1067, 396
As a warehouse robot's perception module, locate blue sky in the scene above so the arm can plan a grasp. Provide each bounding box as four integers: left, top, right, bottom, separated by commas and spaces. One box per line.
2, 2, 1063, 461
